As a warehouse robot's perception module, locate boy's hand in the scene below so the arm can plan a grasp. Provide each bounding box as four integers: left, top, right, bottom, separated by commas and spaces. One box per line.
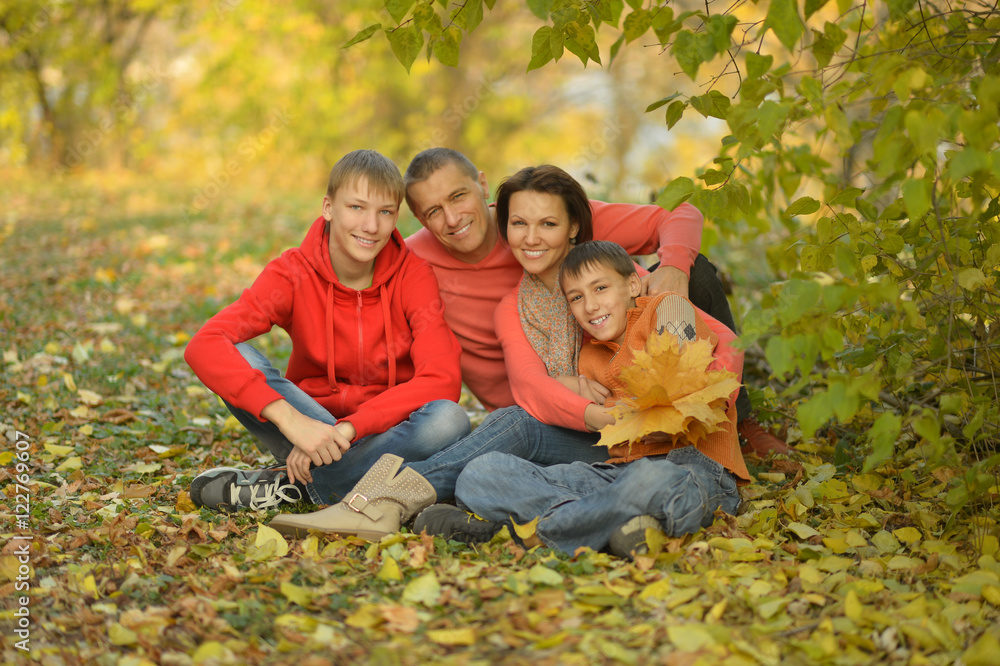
643, 265, 689, 298
284, 420, 354, 484
584, 404, 616, 432
261, 400, 354, 484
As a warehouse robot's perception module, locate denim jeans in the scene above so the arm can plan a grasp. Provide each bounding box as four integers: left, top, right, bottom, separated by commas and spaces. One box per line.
404, 406, 609, 501
455, 446, 740, 554
224, 344, 471, 504
686, 254, 752, 422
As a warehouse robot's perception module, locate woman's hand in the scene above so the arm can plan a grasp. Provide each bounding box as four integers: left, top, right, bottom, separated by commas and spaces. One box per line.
584, 403, 616, 432
556, 375, 611, 405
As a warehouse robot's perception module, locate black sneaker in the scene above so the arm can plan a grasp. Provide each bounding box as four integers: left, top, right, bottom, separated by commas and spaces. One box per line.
412, 504, 502, 544
189, 465, 305, 512
608, 515, 665, 559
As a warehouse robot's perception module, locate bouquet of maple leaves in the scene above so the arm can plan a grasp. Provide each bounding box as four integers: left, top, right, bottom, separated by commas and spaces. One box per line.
596, 332, 742, 451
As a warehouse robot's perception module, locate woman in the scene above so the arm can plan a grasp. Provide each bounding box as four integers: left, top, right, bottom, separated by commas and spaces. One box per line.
493, 165, 626, 433
266, 166, 623, 540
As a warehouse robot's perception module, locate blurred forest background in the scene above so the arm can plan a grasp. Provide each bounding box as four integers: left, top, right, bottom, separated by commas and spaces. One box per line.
4, 1, 1000, 663
0, 0, 727, 225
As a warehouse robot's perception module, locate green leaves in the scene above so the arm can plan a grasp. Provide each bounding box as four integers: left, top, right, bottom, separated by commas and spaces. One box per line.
387, 24, 424, 73
765, 0, 804, 51
343, 24, 382, 49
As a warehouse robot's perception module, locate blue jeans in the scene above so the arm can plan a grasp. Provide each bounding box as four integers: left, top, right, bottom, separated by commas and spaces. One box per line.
224, 344, 471, 504
404, 406, 609, 501
455, 446, 740, 554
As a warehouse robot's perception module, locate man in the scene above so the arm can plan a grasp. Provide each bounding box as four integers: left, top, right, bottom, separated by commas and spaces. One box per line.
402, 148, 788, 455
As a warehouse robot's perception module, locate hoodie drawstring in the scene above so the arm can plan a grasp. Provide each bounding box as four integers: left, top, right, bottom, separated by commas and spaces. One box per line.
381, 284, 396, 389
325, 283, 339, 391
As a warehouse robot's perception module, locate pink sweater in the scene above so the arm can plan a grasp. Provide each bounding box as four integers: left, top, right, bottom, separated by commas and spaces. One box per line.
406, 201, 703, 411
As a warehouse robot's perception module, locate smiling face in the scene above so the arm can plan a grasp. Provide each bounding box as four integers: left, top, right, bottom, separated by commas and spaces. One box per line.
323, 176, 399, 284
505, 190, 580, 291
406, 162, 496, 264
562, 262, 641, 345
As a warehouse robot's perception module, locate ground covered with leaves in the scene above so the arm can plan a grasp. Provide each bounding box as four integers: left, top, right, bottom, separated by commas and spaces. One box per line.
2, 179, 1000, 665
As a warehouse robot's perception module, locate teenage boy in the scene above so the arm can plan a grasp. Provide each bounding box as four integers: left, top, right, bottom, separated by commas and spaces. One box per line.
402, 148, 788, 455
443, 241, 752, 557
183, 150, 470, 512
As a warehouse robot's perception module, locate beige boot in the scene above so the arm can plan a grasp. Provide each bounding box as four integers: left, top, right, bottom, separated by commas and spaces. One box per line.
268, 454, 436, 541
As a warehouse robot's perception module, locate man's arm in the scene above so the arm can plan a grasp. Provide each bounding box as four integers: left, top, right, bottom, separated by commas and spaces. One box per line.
590, 200, 704, 298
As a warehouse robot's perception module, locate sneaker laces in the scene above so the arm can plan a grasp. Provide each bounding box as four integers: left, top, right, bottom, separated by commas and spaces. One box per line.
229, 474, 303, 510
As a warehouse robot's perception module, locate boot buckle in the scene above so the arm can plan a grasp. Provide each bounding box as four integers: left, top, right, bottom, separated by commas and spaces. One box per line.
348, 492, 369, 513
347, 492, 384, 521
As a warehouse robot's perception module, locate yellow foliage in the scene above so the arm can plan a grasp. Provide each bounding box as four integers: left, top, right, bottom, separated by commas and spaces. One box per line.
597, 334, 740, 451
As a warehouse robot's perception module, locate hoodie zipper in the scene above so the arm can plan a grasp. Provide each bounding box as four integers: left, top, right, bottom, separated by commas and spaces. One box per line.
356, 291, 365, 384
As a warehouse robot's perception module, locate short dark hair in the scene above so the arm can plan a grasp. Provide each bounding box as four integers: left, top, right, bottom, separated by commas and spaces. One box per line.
403, 148, 479, 213
327, 149, 403, 203
494, 165, 593, 244
559, 240, 637, 292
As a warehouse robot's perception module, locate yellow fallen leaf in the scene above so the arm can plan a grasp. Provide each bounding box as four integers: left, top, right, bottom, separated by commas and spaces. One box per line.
427, 628, 476, 646
77, 389, 103, 406
962, 630, 1000, 666
63, 373, 77, 392
511, 516, 539, 541
44, 443, 74, 457
844, 589, 864, 622
275, 613, 319, 633
527, 563, 563, 586
70, 405, 94, 419
56, 456, 83, 472
254, 523, 289, 558
401, 572, 441, 607
345, 604, 383, 629
175, 491, 197, 513
982, 584, 1000, 606
0, 452, 12, 465
378, 556, 402, 582
280, 581, 313, 607
667, 624, 714, 651
108, 622, 138, 646
192, 641, 233, 663
638, 578, 671, 601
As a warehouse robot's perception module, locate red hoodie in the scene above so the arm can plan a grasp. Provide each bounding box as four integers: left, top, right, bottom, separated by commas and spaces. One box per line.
184, 216, 462, 441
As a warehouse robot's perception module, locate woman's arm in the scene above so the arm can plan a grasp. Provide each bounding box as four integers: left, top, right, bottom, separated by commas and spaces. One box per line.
495, 292, 591, 430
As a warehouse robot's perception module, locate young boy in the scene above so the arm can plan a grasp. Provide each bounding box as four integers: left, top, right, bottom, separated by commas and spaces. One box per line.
184, 149, 469, 513
448, 240, 751, 557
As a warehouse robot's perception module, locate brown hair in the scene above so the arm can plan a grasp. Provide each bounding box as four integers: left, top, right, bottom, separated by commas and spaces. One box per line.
327, 149, 404, 204
559, 240, 637, 292
494, 165, 593, 244
403, 148, 479, 213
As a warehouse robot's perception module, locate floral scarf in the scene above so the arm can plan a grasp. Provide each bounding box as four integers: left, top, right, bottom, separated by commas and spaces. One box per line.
516, 272, 582, 377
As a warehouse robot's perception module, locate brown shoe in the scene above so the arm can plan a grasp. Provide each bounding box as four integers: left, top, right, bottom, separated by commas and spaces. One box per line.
738, 416, 793, 456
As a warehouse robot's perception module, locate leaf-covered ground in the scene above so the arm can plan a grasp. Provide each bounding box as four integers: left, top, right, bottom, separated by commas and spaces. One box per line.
2, 178, 1000, 665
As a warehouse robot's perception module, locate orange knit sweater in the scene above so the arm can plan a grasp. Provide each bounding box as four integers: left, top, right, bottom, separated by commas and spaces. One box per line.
577, 293, 751, 485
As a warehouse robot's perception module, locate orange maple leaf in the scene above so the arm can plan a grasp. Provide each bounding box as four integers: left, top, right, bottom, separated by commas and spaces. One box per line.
596, 334, 740, 451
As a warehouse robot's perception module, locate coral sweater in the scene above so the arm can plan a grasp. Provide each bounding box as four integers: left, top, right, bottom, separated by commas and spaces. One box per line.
406, 200, 703, 411
184, 217, 462, 441
578, 294, 751, 484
